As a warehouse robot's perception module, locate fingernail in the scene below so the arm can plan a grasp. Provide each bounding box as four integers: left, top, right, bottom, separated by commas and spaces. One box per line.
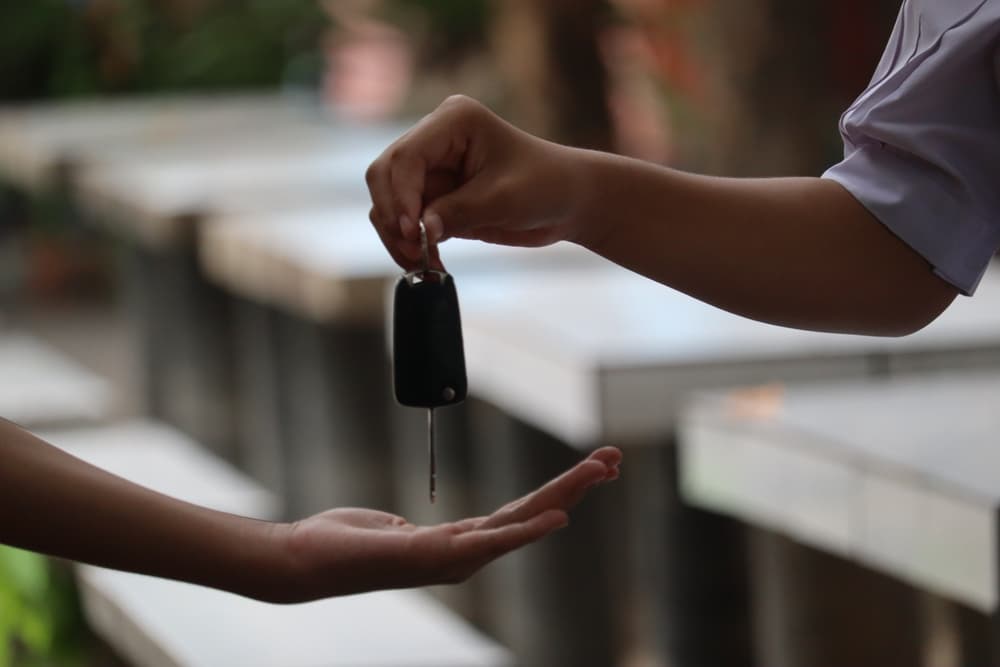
423, 211, 443, 242
399, 215, 414, 238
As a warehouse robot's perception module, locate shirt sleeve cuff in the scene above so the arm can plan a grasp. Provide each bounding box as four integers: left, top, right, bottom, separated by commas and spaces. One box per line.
823, 144, 1000, 295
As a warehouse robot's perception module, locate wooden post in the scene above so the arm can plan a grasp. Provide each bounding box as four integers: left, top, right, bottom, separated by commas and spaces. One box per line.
491, 0, 613, 149
468, 399, 621, 667
118, 245, 238, 459
749, 530, 923, 667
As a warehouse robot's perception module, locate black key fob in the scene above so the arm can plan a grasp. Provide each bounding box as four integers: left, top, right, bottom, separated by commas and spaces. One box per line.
392, 269, 467, 408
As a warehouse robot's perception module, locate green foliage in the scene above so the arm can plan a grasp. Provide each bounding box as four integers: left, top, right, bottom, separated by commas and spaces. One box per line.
0, 0, 325, 101
0, 547, 90, 667
381, 0, 490, 63
0, 546, 53, 665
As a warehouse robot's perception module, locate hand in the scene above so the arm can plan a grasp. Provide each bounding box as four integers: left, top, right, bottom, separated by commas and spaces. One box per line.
365, 95, 586, 270
279, 447, 621, 600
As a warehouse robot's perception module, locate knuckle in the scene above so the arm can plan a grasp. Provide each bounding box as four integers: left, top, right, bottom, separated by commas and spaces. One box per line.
364, 161, 379, 187
441, 94, 484, 122
442, 93, 473, 109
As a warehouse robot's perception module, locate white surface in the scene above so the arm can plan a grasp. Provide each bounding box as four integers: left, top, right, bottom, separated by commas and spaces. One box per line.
39, 419, 277, 518
0, 333, 112, 427
200, 205, 599, 322
78, 569, 512, 667
680, 423, 857, 555
0, 92, 328, 191
78, 124, 404, 248
41, 420, 510, 667
678, 370, 1000, 611
457, 263, 1000, 445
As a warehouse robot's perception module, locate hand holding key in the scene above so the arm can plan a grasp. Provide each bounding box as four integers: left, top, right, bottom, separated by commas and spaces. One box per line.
280, 447, 621, 600
366, 95, 584, 270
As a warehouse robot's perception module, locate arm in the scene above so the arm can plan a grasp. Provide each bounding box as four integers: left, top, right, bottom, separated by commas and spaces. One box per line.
0, 418, 620, 602
366, 96, 957, 337
571, 153, 957, 335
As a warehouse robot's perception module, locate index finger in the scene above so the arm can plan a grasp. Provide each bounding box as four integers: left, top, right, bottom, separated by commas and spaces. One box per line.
478, 459, 609, 530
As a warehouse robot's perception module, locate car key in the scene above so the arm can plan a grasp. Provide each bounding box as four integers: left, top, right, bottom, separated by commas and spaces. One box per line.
392, 221, 467, 502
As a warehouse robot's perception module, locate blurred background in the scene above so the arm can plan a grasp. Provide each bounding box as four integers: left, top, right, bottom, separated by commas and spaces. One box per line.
7, 2, 999, 667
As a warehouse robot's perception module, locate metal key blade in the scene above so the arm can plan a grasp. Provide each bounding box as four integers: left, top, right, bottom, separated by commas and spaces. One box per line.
428, 407, 436, 503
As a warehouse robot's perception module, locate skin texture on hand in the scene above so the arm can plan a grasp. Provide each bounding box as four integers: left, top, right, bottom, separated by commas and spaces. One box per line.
0, 417, 620, 603
366, 95, 585, 270
279, 447, 621, 601
366, 96, 958, 336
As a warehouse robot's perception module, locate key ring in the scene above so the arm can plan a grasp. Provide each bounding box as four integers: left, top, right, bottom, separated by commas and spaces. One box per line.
407, 219, 445, 284
419, 220, 431, 274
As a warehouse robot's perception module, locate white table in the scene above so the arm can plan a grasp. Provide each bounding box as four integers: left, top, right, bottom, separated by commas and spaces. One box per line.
0, 332, 112, 427
680, 370, 1000, 666
76, 123, 403, 248
201, 204, 596, 324
0, 93, 336, 444
37, 98, 403, 459
681, 372, 1000, 612
460, 265, 1000, 447
0, 92, 328, 193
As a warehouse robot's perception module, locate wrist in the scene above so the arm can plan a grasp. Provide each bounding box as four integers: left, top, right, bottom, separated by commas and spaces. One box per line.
563, 147, 616, 252
218, 517, 301, 603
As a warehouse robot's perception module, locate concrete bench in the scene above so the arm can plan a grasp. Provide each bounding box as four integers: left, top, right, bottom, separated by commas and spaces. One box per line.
0, 92, 328, 193
679, 371, 1000, 665
200, 204, 595, 325
2, 94, 402, 460
680, 372, 1000, 610
0, 332, 112, 427
453, 261, 1000, 666
75, 123, 402, 249
40, 419, 512, 667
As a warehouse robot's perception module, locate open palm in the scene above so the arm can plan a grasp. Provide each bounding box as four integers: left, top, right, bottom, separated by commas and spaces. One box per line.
283, 447, 621, 600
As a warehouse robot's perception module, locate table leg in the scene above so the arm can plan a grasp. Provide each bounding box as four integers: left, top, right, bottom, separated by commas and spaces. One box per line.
231, 298, 286, 504
117, 245, 238, 458
955, 595, 1000, 665
468, 399, 621, 667
628, 443, 753, 667
272, 315, 393, 516
748, 530, 923, 667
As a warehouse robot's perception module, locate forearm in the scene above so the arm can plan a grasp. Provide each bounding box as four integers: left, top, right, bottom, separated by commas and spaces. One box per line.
570, 150, 957, 335
0, 419, 292, 602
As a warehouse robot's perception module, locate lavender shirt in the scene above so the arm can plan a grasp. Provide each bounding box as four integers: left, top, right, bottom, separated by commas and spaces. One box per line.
823, 0, 1000, 294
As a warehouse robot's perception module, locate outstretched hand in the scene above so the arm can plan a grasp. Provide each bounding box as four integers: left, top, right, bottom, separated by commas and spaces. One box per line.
281, 447, 621, 600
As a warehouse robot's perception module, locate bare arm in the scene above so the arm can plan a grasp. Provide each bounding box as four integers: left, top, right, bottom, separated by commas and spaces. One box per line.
0, 418, 285, 599
367, 96, 957, 337
570, 152, 957, 335
0, 417, 620, 602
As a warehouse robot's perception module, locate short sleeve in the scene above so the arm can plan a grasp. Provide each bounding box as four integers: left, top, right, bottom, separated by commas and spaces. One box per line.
822, 0, 1000, 295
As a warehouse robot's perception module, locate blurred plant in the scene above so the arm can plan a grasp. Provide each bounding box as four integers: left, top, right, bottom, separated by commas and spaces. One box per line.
379, 0, 490, 65
0, 546, 91, 667
319, 0, 493, 121
603, 0, 897, 174
0, 0, 326, 101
